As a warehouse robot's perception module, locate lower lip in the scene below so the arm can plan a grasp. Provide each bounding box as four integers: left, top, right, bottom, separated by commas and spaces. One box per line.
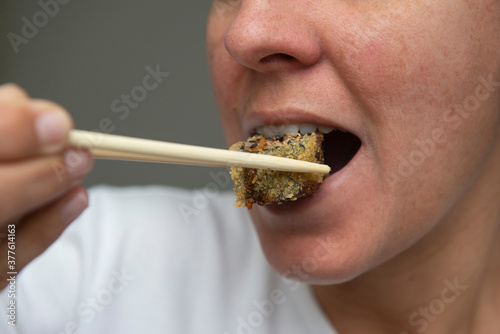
263, 144, 365, 215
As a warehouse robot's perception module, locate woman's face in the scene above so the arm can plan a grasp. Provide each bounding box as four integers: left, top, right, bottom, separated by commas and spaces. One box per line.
207, 0, 500, 284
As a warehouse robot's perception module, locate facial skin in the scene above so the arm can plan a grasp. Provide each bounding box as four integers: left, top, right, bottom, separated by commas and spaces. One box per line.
207, 1, 500, 332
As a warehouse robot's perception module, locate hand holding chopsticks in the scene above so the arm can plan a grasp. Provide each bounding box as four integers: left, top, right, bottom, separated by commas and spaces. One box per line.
68, 130, 331, 174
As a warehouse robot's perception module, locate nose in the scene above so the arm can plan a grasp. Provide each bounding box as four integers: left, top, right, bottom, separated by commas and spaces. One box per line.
224, 1, 322, 72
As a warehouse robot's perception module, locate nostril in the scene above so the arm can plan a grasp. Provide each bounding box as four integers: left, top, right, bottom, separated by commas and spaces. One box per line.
260, 53, 296, 64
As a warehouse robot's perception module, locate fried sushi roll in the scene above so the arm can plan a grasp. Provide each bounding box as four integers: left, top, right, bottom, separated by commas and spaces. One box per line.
229, 131, 326, 208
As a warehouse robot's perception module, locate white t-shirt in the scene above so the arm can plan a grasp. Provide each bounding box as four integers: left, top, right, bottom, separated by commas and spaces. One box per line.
0, 186, 337, 334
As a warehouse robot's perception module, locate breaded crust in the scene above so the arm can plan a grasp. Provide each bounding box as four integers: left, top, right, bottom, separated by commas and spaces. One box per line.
229, 131, 326, 208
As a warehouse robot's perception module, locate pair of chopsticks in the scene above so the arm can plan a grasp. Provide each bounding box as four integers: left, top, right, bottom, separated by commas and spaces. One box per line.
68, 130, 331, 174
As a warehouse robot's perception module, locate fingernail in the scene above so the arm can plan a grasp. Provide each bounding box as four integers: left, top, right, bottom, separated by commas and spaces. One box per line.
65, 150, 94, 181
35, 110, 70, 153
61, 190, 89, 225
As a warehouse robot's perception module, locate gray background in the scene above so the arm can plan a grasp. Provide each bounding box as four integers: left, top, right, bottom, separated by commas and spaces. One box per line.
0, 0, 229, 190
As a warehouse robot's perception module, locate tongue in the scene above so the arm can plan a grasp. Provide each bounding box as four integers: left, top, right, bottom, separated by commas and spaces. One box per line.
323, 131, 362, 174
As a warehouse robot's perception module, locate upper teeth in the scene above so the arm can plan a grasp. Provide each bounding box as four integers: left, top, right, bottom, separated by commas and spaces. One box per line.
256, 124, 335, 137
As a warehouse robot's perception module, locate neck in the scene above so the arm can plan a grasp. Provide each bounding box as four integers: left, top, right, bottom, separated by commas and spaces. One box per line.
313, 144, 500, 334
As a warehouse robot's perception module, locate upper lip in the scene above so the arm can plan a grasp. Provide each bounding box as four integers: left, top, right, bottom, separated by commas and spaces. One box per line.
242, 109, 357, 139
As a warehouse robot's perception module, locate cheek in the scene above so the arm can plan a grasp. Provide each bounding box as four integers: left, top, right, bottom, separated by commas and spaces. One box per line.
338, 19, 461, 111
343, 4, 500, 266
329, 1, 499, 178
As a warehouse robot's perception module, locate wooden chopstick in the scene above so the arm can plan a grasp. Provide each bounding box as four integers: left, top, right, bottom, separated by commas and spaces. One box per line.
68, 130, 331, 174
89, 148, 223, 167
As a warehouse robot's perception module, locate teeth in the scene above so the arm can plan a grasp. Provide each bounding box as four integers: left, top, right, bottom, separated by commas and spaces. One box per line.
280, 124, 299, 136
257, 125, 282, 137
298, 124, 316, 134
317, 126, 335, 134
256, 124, 337, 137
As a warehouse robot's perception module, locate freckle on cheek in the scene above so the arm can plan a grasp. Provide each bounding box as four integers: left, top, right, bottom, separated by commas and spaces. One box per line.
353, 40, 394, 86
361, 41, 385, 69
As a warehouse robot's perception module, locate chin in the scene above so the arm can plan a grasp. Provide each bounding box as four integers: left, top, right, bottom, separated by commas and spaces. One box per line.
247, 171, 405, 285
252, 220, 385, 285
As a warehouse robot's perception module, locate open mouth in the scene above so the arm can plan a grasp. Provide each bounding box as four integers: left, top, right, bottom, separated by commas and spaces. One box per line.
254, 124, 362, 175
230, 124, 363, 208
323, 130, 362, 174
